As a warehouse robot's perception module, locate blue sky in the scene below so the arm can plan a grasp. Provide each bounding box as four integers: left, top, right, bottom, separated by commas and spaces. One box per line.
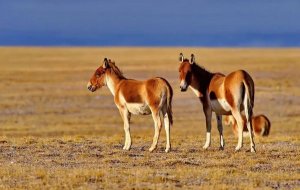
0, 1, 299, 46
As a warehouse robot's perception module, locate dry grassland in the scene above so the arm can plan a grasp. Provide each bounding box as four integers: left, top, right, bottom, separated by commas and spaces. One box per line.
0, 47, 299, 189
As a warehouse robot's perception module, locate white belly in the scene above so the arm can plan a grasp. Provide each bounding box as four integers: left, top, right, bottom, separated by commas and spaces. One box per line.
210, 99, 231, 115
126, 103, 151, 115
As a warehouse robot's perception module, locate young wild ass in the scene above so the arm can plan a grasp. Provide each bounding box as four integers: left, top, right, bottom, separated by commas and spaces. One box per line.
87, 58, 173, 152
178, 53, 256, 152
224, 114, 271, 137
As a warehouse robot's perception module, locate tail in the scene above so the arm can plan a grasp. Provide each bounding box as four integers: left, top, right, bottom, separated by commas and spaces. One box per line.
242, 71, 255, 121
157, 77, 173, 125
166, 84, 173, 125
262, 115, 271, 136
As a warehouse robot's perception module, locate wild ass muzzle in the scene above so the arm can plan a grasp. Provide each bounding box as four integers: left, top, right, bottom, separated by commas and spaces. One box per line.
87, 58, 173, 152
178, 53, 256, 152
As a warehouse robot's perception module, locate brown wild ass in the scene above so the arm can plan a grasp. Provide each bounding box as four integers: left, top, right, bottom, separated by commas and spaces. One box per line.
224, 114, 271, 137
87, 58, 173, 152
178, 53, 256, 152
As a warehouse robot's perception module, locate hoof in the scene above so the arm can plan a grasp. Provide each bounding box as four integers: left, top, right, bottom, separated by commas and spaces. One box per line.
203, 144, 210, 150
235, 146, 242, 152
219, 146, 224, 151
251, 146, 256, 153
165, 144, 171, 153
123, 145, 131, 151
149, 146, 157, 152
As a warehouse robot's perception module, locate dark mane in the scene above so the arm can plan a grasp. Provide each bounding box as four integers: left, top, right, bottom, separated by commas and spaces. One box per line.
108, 62, 127, 79
192, 63, 213, 77
191, 63, 214, 95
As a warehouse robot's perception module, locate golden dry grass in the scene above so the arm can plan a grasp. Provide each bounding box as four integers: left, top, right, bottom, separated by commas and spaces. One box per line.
0, 47, 299, 189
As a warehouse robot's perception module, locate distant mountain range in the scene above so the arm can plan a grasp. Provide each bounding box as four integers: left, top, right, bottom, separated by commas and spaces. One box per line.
1, 33, 299, 47
1, 1, 299, 47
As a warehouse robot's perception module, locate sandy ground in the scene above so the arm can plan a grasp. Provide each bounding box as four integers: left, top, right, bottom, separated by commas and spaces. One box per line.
0, 47, 299, 189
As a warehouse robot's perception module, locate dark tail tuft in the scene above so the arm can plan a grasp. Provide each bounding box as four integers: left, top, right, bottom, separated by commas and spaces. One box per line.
262, 115, 271, 136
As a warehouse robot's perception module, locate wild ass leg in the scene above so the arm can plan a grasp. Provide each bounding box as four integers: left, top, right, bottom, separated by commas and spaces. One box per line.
203, 104, 212, 149
216, 114, 225, 150
231, 109, 244, 151
246, 118, 256, 152
244, 98, 256, 152
119, 108, 131, 150
163, 112, 171, 153
149, 111, 162, 152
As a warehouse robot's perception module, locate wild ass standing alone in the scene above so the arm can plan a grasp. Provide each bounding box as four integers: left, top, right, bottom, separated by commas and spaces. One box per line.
224, 114, 271, 137
87, 58, 173, 152
178, 53, 256, 152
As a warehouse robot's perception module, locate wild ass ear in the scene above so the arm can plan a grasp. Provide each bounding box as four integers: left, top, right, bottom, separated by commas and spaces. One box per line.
109, 59, 115, 65
179, 53, 184, 62
191, 54, 195, 64
103, 58, 109, 68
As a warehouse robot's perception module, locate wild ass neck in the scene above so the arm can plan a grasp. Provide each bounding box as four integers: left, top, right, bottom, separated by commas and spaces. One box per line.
190, 64, 214, 96
105, 69, 126, 96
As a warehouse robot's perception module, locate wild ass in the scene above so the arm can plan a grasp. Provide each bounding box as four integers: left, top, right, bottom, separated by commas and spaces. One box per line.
178, 53, 256, 152
224, 114, 271, 137
87, 58, 173, 152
